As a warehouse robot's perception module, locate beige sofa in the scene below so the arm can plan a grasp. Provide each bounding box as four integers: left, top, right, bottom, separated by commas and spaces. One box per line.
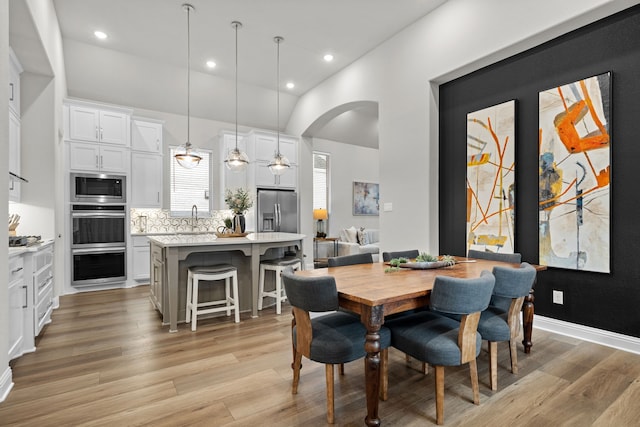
337, 227, 380, 262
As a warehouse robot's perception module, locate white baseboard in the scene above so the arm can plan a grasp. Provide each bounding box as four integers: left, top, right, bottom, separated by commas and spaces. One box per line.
0, 366, 14, 403
534, 315, 640, 355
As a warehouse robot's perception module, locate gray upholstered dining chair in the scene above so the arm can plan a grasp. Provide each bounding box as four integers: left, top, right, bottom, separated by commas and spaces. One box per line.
467, 249, 522, 264
382, 249, 420, 262
385, 271, 495, 425
282, 270, 391, 424
476, 263, 537, 390
327, 252, 373, 267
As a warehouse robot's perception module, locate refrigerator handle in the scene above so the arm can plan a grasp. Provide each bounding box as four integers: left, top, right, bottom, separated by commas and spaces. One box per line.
276, 203, 281, 230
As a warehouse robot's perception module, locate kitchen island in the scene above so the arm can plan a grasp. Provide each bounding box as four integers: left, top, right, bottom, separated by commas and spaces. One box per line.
147, 232, 305, 332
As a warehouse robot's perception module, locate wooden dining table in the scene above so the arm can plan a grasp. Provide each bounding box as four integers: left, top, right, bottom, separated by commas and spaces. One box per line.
295, 257, 545, 426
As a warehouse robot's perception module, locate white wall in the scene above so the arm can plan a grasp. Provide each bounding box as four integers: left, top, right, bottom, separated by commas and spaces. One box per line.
287, 0, 638, 256
312, 138, 379, 236
0, 0, 12, 402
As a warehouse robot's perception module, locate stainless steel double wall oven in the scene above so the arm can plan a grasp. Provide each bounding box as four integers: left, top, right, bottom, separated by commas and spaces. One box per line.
70, 173, 127, 286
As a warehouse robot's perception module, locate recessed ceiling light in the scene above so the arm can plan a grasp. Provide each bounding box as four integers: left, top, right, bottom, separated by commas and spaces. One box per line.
94, 30, 107, 40
206, 60, 216, 69
323, 53, 334, 62
286, 82, 295, 89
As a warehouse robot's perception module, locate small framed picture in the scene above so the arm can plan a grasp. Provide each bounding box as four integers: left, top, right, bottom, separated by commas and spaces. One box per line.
353, 181, 379, 216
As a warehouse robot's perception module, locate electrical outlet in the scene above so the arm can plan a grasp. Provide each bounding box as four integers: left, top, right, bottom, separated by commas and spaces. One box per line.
552, 290, 564, 305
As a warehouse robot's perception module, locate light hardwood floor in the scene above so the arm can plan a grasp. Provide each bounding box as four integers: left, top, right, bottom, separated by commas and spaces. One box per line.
2, 285, 640, 426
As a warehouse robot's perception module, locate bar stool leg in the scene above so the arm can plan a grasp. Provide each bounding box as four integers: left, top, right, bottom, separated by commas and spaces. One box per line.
258, 264, 266, 311
185, 270, 193, 324
232, 271, 240, 323
191, 275, 199, 332
225, 277, 231, 317
275, 268, 283, 315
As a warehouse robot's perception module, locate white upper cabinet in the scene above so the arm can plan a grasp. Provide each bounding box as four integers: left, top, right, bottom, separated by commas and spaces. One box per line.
131, 152, 163, 208
9, 111, 21, 202
68, 104, 130, 146
69, 142, 129, 173
132, 118, 163, 153
9, 48, 22, 117
253, 132, 297, 164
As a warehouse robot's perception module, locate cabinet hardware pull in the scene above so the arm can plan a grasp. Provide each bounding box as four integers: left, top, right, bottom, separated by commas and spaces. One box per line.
100, 155, 104, 169
22, 285, 28, 308
11, 267, 23, 274
100, 127, 103, 140
9, 82, 14, 101
95, 126, 99, 139
96, 155, 99, 169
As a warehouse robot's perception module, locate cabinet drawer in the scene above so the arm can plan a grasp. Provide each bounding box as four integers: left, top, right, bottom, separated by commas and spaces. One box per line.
9, 256, 24, 283
35, 285, 54, 336
35, 272, 53, 304
34, 245, 54, 271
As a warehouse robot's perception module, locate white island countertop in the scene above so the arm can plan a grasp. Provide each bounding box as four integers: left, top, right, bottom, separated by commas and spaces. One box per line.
147, 232, 306, 247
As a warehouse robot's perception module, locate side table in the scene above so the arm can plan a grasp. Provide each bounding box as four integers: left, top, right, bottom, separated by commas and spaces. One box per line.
314, 237, 339, 268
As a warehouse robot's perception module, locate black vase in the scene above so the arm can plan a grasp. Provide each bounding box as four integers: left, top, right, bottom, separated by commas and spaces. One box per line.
233, 214, 246, 233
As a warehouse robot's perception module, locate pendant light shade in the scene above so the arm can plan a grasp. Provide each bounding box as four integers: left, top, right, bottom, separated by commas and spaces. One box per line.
175, 3, 202, 169
268, 36, 290, 176
225, 21, 249, 173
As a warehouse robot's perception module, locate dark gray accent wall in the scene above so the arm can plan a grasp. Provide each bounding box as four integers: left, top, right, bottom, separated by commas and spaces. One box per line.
439, 5, 640, 337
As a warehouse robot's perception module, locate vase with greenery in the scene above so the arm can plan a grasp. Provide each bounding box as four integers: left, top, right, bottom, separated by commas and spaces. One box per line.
224, 188, 253, 233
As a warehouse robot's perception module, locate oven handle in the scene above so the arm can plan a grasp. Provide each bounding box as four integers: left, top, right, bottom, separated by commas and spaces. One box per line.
71, 212, 126, 218
72, 247, 126, 255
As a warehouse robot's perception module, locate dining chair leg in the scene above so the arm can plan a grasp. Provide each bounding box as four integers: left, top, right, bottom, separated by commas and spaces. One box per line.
509, 338, 519, 374
435, 365, 445, 425
292, 351, 302, 394
422, 362, 428, 374
326, 364, 335, 424
489, 341, 498, 391
379, 348, 388, 401
339, 363, 344, 375
469, 359, 480, 405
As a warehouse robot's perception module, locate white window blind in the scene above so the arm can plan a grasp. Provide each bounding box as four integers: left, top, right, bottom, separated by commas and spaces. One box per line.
313, 152, 329, 210
170, 147, 212, 215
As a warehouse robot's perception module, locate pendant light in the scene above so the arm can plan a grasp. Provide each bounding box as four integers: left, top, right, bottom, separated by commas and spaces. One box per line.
268, 36, 291, 176
174, 3, 202, 169
224, 21, 249, 172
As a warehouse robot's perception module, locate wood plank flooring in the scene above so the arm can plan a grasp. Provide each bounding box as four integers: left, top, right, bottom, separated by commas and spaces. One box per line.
2, 285, 640, 426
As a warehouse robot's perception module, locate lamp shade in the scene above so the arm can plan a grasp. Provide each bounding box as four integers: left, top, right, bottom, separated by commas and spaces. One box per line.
313, 209, 328, 220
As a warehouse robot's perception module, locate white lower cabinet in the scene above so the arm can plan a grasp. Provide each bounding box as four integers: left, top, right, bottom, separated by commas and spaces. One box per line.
132, 236, 150, 281
8, 254, 26, 360
150, 243, 164, 311
29, 243, 55, 337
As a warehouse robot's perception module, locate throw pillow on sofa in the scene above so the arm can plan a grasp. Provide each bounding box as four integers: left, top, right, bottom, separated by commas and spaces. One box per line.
357, 227, 370, 245
340, 226, 358, 243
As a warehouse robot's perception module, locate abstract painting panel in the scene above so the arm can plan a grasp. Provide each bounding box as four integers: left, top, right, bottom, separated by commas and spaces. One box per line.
353, 181, 379, 216
539, 72, 611, 272
466, 100, 516, 255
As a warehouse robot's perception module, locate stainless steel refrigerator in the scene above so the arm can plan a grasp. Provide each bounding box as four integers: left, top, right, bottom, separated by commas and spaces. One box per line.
257, 189, 298, 232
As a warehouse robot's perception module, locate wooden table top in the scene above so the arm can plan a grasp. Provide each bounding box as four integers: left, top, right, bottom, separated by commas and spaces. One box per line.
297, 258, 545, 313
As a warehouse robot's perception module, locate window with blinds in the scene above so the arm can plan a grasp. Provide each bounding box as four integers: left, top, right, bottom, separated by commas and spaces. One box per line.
169, 147, 212, 216
313, 152, 329, 210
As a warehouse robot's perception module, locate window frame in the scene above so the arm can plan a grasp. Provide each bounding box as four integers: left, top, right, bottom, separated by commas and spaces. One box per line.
169, 145, 213, 217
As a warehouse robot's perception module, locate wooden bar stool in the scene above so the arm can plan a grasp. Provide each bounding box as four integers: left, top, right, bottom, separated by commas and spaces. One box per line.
258, 257, 301, 314
185, 264, 239, 331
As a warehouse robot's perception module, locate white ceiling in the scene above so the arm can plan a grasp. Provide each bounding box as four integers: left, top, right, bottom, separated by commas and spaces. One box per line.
10, 0, 448, 148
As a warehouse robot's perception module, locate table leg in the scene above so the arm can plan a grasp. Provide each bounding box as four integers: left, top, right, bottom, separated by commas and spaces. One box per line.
362, 305, 384, 427
522, 288, 535, 353
167, 248, 179, 333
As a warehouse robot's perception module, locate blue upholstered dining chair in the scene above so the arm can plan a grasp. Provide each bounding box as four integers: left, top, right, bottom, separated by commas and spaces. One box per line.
467, 249, 521, 264
477, 263, 537, 390
281, 270, 391, 424
385, 271, 495, 425
382, 249, 420, 262
327, 252, 373, 267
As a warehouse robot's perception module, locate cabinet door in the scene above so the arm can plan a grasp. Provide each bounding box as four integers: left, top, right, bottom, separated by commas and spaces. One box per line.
254, 133, 277, 162
9, 49, 21, 116
69, 142, 100, 172
255, 162, 297, 189
99, 110, 129, 145
8, 257, 25, 360
133, 243, 151, 281
9, 112, 21, 202
100, 145, 129, 173
277, 164, 297, 189
131, 152, 162, 207
69, 106, 100, 142
132, 120, 162, 153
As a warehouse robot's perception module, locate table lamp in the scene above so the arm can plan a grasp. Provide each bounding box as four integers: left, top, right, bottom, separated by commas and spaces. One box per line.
313, 208, 328, 238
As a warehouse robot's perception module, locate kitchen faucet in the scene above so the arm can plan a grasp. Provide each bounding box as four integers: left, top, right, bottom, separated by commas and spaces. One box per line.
191, 204, 198, 231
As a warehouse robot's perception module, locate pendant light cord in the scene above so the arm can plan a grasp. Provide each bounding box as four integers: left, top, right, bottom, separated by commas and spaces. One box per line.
275, 37, 282, 156
186, 5, 191, 145
235, 22, 239, 150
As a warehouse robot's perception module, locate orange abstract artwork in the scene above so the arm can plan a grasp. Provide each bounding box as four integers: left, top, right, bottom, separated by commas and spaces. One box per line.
466, 100, 515, 255
539, 73, 611, 272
